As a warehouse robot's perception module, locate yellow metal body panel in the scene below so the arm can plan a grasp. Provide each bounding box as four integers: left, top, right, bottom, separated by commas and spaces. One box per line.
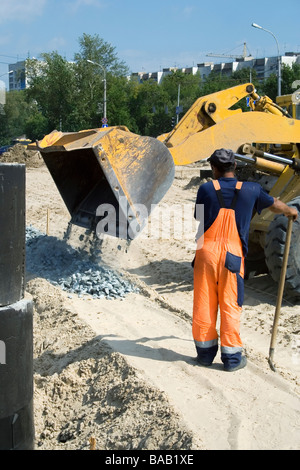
167, 111, 300, 165
33, 127, 174, 239
161, 83, 253, 151
276, 94, 300, 119
157, 83, 300, 165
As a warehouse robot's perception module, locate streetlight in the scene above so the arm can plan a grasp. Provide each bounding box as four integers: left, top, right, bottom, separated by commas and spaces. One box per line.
87, 59, 107, 122
251, 22, 281, 96
0, 70, 13, 78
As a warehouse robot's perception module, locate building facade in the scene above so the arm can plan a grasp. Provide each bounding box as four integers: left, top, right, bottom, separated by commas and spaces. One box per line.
132, 53, 300, 85
8, 60, 27, 91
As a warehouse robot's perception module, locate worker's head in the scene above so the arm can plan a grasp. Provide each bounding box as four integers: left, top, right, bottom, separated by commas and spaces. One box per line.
208, 148, 236, 176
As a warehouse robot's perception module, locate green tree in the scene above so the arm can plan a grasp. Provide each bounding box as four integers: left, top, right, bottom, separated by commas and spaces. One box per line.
24, 111, 49, 141
127, 79, 172, 136
260, 68, 279, 101
230, 68, 259, 111
231, 67, 258, 88
0, 90, 34, 144
128, 80, 158, 135
262, 62, 300, 100
200, 70, 233, 95
74, 33, 129, 77
24, 35, 132, 134
106, 75, 138, 130
26, 53, 76, 132
71, 33, 130, 129
283, 62, 300, 94
160, 70, 202, 124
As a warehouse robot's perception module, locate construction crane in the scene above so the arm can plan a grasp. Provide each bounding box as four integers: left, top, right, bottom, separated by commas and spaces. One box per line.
206, 42, 252, 60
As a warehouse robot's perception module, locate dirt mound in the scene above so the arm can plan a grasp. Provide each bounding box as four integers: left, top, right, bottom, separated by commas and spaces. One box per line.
0, 144, 43, 168
28, 278, 196, 450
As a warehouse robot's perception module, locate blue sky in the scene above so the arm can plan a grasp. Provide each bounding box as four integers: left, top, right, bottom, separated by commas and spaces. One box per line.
0, 0, 299, 87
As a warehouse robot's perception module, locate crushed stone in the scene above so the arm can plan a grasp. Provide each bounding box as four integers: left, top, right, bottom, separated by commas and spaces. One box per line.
26, 225, 139, 300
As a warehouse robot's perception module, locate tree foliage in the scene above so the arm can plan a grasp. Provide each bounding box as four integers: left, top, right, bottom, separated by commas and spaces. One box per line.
1, 35, 300, 146
0, 90, 36, 144
262, 62, 300, 100
26, 52, 76, 133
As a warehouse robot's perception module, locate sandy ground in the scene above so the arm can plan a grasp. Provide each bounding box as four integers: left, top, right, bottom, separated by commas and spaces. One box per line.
14, 147, 300, 450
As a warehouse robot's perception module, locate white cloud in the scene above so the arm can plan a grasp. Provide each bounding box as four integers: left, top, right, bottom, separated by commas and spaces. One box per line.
46, 36, 67, 51
67, 0, 106, 13
0, 0, 47, 23
182, 6, 195, 18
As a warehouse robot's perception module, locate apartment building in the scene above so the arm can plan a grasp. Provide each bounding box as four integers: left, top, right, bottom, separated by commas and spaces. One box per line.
8, 52, 300, 91
133, 52, 300, 84
8, 60, 27, 91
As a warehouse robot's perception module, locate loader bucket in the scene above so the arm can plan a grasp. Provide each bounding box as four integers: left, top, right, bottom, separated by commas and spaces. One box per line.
34, 127, 175, 240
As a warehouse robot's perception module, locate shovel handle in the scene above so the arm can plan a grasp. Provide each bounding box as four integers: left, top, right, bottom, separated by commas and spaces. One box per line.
269, 216, 294, 364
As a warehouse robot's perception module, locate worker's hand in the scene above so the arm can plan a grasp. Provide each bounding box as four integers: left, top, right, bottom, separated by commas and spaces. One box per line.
287, 207, 298, 221
270, 198, 298, 221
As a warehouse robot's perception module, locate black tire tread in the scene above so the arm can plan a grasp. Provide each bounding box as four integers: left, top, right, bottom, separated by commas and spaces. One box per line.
264, 197, 300, 298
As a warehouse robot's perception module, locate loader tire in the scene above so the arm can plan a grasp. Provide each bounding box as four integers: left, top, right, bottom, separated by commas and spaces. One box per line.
244, 241, 268, 279
264, 197, 300, 299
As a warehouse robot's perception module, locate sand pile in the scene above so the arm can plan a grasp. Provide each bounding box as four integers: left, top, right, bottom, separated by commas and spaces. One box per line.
28, 278, 196, 450
0, 144, 43, 168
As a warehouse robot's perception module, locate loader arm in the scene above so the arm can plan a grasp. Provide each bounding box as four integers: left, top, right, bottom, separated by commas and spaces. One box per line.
168, 111, 300, 165
158, 83, 254, 149
158, 83, 300, 165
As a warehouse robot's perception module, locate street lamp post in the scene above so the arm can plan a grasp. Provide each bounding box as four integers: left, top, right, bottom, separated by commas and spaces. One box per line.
0, 71, 13, 79
251, 23, 281, 96
87, 59, 107, 122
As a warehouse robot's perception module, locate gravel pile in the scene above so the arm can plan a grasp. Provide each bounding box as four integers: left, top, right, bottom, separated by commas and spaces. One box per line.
25, 226, 138, 300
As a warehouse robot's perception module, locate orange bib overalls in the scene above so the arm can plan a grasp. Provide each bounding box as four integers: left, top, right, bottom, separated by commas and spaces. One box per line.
193, 180, 244, 368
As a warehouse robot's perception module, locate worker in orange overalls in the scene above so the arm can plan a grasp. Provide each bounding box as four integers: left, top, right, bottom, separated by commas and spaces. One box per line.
193, 148, 297, 371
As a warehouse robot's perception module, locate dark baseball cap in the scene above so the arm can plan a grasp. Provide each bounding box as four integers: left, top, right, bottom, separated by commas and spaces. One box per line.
208, 148, 235, 167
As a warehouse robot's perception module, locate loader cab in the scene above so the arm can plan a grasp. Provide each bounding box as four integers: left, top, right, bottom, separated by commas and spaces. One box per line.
276, 93, 300, 120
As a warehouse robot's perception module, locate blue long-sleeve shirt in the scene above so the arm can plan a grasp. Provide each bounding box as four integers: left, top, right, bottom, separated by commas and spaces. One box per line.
194, 177, 274, 256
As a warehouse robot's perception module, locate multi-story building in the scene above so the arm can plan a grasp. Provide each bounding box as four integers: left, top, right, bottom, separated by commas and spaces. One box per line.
133, 52, 300, 85
8, 60, 27, 91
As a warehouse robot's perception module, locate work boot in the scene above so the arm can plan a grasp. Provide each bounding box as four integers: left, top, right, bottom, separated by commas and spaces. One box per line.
224, 355, 247, 372
194, 356, 212, 367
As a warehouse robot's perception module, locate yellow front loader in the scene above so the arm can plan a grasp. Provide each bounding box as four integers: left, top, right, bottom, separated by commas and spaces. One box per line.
29, 83, 300, 297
